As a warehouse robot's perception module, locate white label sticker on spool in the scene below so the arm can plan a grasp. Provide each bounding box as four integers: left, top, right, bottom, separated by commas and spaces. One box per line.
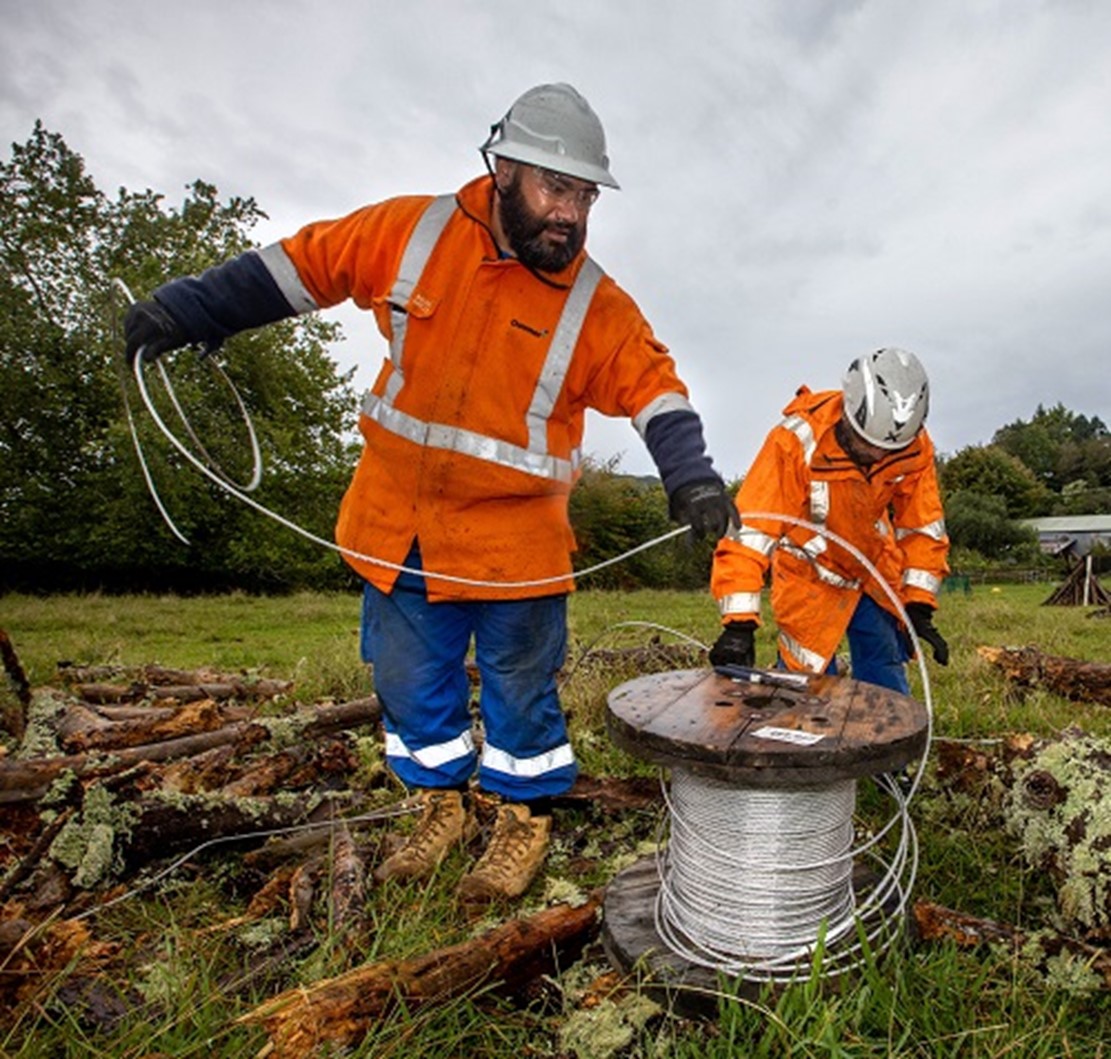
752, 726, 825, 746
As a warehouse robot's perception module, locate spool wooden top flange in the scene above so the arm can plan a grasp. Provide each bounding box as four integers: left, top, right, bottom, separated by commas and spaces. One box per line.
606, 668, 928, 786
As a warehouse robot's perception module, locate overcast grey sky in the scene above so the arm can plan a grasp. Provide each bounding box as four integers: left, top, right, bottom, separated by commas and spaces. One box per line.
3, 0, 1109, 481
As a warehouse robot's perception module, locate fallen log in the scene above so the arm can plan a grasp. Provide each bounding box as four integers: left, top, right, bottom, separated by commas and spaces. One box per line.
931, 733, 1040, 796
74, 678, 294, 705
57, 698, 239, 753
160, 744, 240, 794
933, 729, 1111, 942
0, 695, 381, 804
977, 645, 1111, 706
1001, 730, 1111, 940
57, 662, 295, 704
240, 890, 604, 1058
122, 791, 378, 870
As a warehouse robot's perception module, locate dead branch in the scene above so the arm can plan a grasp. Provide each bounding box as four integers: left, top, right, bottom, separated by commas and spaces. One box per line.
202, 865, 299, 936
288, 859, 320, 933
572, 640, 704, 670
218, 745, 315, 798
0, 914, 120, 1015
1042, 558, 1110, 607
329, 824, 365, 930
240, 890, 604, 1058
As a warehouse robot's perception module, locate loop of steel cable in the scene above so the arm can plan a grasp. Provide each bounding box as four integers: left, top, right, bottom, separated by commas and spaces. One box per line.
130, 340, 689, 587
112, 280, 263, 545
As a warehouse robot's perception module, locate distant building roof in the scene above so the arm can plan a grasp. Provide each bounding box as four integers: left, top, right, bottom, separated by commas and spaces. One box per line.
1021, 515, 1111, 534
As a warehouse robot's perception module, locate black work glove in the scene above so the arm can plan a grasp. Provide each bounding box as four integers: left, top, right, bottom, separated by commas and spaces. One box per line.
124, 300, 188, 366
708, 621, 757, 668
905, 602, 949, 665
669, 479, 739, 542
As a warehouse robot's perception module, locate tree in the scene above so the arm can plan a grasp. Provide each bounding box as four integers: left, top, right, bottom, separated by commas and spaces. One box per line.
938, 445, 1055, 518
943, 490, 1039, 561
0, 124, 358, 591
993, 402, 1111, 496
567, 457, 721, 590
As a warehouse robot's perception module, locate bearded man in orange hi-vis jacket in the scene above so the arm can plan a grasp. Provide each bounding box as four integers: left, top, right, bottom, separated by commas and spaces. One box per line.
123, 83, 738, 906
709, 348, 950, 694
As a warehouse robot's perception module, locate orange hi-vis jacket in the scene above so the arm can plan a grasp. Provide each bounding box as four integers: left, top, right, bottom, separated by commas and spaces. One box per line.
270, 176, 700, 600
711, 386, 950, 673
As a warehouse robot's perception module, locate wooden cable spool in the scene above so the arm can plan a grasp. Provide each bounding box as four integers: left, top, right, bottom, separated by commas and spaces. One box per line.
602, 666, 929, 1010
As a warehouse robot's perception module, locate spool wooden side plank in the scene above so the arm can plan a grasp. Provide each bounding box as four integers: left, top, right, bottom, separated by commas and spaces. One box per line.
606, 668, 928, 784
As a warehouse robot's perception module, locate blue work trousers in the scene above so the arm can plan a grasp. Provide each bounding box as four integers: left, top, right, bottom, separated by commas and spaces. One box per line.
360, 545, 576, 800
841, 594, 911, 693
779, 594, 911, 693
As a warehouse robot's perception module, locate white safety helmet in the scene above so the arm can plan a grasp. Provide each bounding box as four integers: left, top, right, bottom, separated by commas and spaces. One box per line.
480, 83, 620, 189
842, 348, 930, 449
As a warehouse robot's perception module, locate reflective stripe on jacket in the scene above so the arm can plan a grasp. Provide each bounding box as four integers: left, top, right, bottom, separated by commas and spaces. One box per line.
262, 175, 697, 600
711, 387, 950, 673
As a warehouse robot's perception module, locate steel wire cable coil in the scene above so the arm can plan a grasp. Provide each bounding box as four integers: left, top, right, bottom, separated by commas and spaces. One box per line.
654, 767, 916, 979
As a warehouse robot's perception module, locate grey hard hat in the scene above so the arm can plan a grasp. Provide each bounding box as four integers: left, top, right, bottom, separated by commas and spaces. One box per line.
481, 83, 619, 189
842, 348, 930, 449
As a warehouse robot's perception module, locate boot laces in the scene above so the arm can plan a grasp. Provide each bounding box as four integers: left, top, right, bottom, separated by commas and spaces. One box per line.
407, 791, 462, 857
481, 807, 537, 871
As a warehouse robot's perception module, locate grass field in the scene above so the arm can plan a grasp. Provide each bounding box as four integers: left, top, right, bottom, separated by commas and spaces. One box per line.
1, 585, 1109, 1057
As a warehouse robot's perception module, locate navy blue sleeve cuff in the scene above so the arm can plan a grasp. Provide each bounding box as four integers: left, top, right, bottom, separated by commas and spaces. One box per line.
643, 409, 721, 497
153, 251, 297, 347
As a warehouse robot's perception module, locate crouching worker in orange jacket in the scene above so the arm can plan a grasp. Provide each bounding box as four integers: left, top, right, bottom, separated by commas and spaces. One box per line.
123, 83, 737, 906
709, 348, 950, 694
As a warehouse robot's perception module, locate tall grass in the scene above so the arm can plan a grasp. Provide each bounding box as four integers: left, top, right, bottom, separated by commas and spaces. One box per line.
1, 585, 1109, 1057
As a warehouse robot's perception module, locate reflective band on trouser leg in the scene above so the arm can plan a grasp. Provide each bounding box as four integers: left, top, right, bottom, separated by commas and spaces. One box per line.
472, 594, 577, 800
360, 551, 478, 788
385, 729, 476, 773
845, 594, 910, 694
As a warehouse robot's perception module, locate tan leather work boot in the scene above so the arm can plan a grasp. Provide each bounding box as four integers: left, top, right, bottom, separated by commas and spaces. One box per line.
457, 802, 551, 903
374, 788, 473, 882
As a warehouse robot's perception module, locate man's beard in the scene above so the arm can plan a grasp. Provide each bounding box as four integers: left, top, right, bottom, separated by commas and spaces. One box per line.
497, 176, 585, 272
